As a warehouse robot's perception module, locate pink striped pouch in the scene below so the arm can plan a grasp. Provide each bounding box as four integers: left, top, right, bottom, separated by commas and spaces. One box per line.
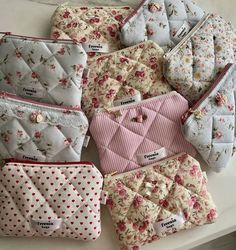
90, 91, 196, 174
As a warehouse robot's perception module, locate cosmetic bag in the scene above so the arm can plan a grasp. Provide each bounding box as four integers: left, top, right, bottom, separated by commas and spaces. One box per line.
0, 33, 87, 106
82, 40, 172, 118
90, 91, 196, 175
0, 92, 88, 162
163, 13, 236, 104
182, 63, 236, 172
0, 159, 106, 240
104, 153, 217, 250
51, 4, 134, 56
120, 0, 204, 49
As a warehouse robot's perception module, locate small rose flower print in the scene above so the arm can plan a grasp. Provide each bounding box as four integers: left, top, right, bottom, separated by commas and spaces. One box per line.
57, 47, 65, 55
128, 88, 135, 95
114, 14, 123, 22
120, 57, 129, 64
80, 37, 87, 43
148, 3, 161, 13
34, 131, 42, 139
227, 104, 234, 111
107, 26, 116, 37
89, 17, 100, 24
133, 195, 143, 209
177, 153, 188, 163
147, 28, 154, 36
215, 92, 227, 106
118, 188, 127, 197
183, 211, 189, 220
193, 201, 201, 210
64, 138, 72, 145
63, 11, 70, 18
175, 174, 183, 185
189, 164, 199, 176
116, 75, 123, 82
52, 31, 60, 39
17, 130, 24, 138
50, 64, 56, 71
138, 220, 149, 233
106, 198, 114, 209
31, 71, 39, 79
159, 199, 169, 208
207, 208, 217, 221
15, 51, 22, 59
135, 171, 143, 179
213, 130, 223, 139
92, 97, 99, 108
135, 71, 145, 78
92, 30, 101, 39
82, 77, 88, 85
106, 89, 115, 99
59, 77, 68, 87
139, 43, 145, 49
117, 221, 126, 232
16, 71, 22, 78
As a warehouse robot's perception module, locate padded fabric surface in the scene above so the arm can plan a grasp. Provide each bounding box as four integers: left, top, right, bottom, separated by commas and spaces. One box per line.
164, 14, 236, 104
51, 4, 134, 56
82, 40, 172, 118
0, 34, 87, 106
104, 153, 217, 250
183, 63, 236, 172
120, 0, 204, 49
90, 92, 196, 174
0, 94, 88, 162
0, 161, 103, 240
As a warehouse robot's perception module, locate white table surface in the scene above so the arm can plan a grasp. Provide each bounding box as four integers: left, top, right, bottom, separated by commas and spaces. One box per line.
0, 0, 236, 250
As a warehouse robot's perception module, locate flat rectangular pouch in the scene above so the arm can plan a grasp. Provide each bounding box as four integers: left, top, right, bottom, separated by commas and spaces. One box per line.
89, 91, 196, 175
120, 0, 204, 49
82, 40, 172, 118
163, 13, 236, 104
0, 159, 105, 240
104, 153, 217, 250
0, 92, 88, 162
50, 4, 134, 56
0, 33, 87, 106
182, 63, 236, 172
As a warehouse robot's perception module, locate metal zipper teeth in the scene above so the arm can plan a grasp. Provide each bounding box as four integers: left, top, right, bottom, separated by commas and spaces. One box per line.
0, 92, 82, 112
95, 91, 178, 115
164, 13, 211, 60
181, 63, 233, 124
0, 32, 78, 44
104, 152, 185, 179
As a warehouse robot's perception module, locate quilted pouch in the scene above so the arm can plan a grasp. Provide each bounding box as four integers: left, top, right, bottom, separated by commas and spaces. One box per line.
51, 4, 134, 56
82, 40, 172, 118
120, 0, 204, 49
182, 63, 236, 172
0, 159, 106, 240
90, 91, 196, 174
163, 13, 236, 104
0, 92, 88, 162
0, 33, 87, 106
104, 153, 217, 250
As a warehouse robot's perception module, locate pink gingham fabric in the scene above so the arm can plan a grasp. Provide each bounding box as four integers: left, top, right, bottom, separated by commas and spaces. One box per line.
90, 91, 196, 174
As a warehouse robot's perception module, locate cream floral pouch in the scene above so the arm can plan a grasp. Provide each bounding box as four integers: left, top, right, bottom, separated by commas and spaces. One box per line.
104, 153, 217, 250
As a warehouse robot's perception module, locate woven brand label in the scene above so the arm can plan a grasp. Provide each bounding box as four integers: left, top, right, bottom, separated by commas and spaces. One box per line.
173, 21, 191, 40
82, 43, 109, 53
113, 93, 142, 107
31, 219, 62, 231
17, 86, 46, 99
136, 148, 167, 165
154, 214, 185, 234
15, 152, 46, 162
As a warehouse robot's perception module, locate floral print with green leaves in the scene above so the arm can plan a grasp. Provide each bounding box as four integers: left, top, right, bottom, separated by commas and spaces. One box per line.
104, 153, 217, 250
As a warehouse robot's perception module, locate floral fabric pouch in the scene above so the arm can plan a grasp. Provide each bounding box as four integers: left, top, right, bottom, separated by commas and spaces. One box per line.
120, 0, 204, 49
89, 91, 196, 175
51, 4, 134, 56
0, 33, 87, 106
0, 159, 106, 240
182, 63, 236, 172
163, 14, 236, 104
0, 92, 88, 162
104, 153, 217, 250
82, 41, 172, 118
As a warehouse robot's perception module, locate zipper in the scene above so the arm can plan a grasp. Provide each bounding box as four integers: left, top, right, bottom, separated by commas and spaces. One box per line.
104, 152, 185, 180
3, 158, 94, 166
95, 91, 177, 115
0, 32, 78, 44
181, 63, 233, 124
164, 13, 211, 60
0, 91, 82, 111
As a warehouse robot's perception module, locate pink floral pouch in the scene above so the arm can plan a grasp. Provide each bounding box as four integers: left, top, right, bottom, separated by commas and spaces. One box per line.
104, 153, 217, 250
82, 41, 172, 118
89, 91, 196, 175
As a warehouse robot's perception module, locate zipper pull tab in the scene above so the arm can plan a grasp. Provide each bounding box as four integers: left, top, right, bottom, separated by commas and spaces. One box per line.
104, 171, 118, 179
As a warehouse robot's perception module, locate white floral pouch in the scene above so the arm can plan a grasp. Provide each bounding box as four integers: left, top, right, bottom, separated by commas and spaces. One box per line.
0, 92, 88, 162
104, 153, 217, 250
163, 14, 236, 104
120, 0, 204, 49
0, 33, 87, 106
182, 63, 236, 172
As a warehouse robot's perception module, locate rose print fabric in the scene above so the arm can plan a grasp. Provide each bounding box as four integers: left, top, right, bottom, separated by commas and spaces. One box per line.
82, 41, 172, 118
0, 161, 104, 240
51, 4, 134, 56
164, 14, 236, 104
0, 33, 87, 106
104, 153, 217, 250
90, 92, 196, 175
182, 63, 236, 172
0, 92, 88, 162
120, 0, 204, 49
